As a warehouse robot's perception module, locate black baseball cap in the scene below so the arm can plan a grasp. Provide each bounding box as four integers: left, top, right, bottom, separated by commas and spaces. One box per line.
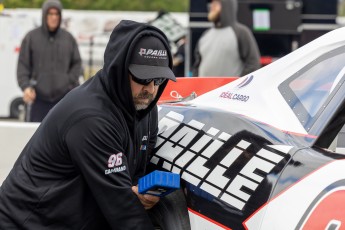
129, 35, 176, 82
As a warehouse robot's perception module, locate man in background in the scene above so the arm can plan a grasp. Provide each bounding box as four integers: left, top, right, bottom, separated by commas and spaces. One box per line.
193, 0, 261, 77
17, 0, 81, 122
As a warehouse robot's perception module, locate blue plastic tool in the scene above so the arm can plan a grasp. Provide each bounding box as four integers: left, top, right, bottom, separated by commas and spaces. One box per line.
138, 170, 180, 197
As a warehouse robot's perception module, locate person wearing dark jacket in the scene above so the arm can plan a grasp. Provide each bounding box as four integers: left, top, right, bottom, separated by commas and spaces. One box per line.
0, 20, 176, 229
172, 37, 186, 77
193, 0, 261, 77
17, 0, 81, 122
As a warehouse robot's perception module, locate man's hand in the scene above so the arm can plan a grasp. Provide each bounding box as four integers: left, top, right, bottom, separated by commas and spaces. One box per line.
23, 87, 36, 104
132, 185, 160, 210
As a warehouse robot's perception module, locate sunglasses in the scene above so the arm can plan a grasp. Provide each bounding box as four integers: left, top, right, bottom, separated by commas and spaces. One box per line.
131, 74, 166, 86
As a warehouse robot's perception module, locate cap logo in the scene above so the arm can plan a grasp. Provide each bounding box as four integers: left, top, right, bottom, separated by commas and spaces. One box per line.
138, 48, 167, 58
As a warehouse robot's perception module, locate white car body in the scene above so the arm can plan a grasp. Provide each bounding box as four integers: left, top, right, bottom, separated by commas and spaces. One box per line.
154, 26, 345, 229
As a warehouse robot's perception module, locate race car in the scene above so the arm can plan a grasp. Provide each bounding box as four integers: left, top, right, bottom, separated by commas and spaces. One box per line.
151, 26, 345, 229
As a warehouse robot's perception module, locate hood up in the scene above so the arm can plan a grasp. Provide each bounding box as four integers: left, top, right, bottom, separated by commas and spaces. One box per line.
41, 0, 62, 33
210, 0, 238, 28
99, 20, 173, 121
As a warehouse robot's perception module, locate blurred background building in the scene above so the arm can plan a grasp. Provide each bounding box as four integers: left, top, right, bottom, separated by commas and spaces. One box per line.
0, 0, 345, 119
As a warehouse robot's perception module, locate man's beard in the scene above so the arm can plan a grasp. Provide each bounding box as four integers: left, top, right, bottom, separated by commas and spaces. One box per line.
133, 91, 155, 111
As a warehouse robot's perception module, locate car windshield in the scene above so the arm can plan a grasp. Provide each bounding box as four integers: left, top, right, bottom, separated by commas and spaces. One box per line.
279, 46, 345, 131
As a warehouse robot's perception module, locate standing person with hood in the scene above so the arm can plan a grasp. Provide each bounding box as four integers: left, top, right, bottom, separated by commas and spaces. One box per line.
17, 0, 81, 122
0, 20, 182, 229
193, 0, 261, 77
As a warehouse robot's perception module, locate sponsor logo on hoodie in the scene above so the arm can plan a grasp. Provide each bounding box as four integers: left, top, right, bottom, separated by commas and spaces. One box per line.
105, 152, 126, 175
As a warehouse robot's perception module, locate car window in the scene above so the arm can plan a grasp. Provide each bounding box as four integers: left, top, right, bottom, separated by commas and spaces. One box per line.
279, 46, 345, 131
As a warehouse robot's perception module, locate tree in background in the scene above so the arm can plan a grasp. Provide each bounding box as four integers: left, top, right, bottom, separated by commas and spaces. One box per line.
3, 0, 188, 12
339, 0, 345, 16
0, 0, 4, 12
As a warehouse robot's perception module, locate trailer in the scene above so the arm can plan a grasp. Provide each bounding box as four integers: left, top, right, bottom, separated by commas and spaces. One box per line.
0, 13, 34, 119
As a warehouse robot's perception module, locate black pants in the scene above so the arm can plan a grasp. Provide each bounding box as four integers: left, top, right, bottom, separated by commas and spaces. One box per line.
148, 189, 191, 230
26, 98, 58, 122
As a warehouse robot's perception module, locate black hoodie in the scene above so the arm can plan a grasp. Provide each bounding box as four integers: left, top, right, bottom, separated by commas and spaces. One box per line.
17, 0, 81, 102
0, 20, 173, 229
